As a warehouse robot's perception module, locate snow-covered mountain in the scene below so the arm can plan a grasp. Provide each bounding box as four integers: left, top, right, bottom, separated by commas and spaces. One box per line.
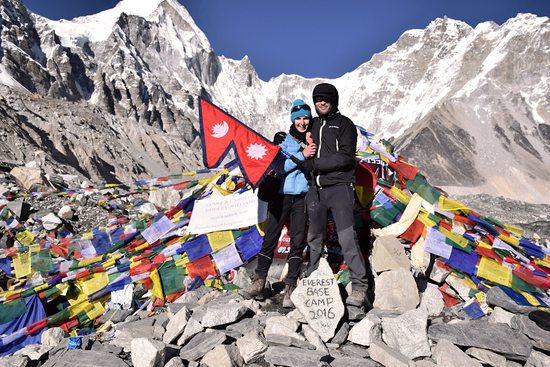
0, 0, 548, 203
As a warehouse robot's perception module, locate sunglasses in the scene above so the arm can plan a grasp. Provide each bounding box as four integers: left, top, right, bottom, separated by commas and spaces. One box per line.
313, 95, 330, 103
291, 104, 311, 113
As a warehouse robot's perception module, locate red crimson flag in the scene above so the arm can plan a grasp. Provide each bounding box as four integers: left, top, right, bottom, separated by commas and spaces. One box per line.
199, 98, 280, 187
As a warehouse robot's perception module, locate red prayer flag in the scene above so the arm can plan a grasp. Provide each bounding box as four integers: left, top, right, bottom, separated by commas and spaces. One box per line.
199, 98, 280, 187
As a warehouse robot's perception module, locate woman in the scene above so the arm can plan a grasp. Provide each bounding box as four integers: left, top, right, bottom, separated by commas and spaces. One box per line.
241, 99, 316, 307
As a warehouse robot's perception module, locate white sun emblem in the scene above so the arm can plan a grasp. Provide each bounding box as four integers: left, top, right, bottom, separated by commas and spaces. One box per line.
211, 121, 229, 138
246, 143, 268, 160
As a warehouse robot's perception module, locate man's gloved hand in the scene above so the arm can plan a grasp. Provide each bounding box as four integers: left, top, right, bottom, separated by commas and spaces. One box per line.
273, 131, 287, 145
298, 158, 315, 173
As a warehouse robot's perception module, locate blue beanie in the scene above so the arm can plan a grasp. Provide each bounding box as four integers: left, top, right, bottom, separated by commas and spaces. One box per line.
290, 99, 312, 122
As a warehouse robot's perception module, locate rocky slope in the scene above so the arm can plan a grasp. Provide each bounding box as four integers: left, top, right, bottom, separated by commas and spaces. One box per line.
0, 0, 548, 204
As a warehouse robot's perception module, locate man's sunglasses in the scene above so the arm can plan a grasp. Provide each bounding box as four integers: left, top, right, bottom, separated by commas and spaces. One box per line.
313, 95, 330, 103
291, 104, 311, 113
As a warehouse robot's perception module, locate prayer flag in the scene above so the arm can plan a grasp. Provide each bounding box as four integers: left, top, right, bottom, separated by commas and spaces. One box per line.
199, 98, 280, 187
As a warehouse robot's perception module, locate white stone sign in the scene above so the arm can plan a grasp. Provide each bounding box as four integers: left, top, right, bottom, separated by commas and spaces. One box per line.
291, 258, 344, 342
188, 190, 268, 234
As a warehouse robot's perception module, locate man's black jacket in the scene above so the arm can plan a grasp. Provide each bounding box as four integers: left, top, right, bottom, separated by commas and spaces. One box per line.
307, 111, 357, 187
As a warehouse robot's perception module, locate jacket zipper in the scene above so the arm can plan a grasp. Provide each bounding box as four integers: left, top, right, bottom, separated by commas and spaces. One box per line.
315, 118, 326, 188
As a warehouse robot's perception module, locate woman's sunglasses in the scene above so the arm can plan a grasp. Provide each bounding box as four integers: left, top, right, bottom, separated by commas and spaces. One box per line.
291, 104, 311, 113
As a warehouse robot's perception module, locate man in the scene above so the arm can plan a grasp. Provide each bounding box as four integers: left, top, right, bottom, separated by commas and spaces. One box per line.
299, 83, 369, 307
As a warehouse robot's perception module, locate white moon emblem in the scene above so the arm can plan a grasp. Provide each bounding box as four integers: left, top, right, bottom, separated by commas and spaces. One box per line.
211, 121, 229, 138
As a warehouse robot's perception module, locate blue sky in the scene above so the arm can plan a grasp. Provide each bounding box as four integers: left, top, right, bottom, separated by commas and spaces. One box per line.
22, 0, 550, 80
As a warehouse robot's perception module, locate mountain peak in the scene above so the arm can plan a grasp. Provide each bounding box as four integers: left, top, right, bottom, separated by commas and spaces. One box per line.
36, 0, 171, 47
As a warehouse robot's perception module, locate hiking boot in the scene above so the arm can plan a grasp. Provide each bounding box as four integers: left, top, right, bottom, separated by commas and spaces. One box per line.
282, 285, 295, 308
239, 276, 266, 300
346, 289, 367, 307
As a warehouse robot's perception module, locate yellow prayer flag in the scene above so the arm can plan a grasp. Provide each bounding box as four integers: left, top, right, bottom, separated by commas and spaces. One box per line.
497, 234, 520, 247
439, 227, 470, 249
462, 275, 477, 290
78, 256, 103, 268
85, 299, 106, 320
503, 224, 524, 237
150, 268, 164, 300
256, 223, 265, 236
390, 186, 411, 205
474, 291, 487, 304
13, 252, 32, 278
204, 279, 223, 289
135, 243, 149, 251
207, 231, 234, 252
81, 231, 94, 241
519, 290, 541, 307
417, 213, 437, 228
175, 254, 189, 269
437, 196, 472, 213
15, 231, 35, 246
535, 258, 550, 269
77, 272, 109, 295
477, 257, 512, 287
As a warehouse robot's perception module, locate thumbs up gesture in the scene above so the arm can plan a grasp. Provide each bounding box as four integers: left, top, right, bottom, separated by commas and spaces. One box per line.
303, 132, 317, 158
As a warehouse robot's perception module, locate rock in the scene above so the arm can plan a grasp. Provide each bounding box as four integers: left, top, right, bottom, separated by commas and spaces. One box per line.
429, 261, 450, 283
432, 339, 482, 367
111, 323, 157, 352
346, 305, 366, 321
341, 343, 370, 359
163, 306, 191, 344
265, 315, 300, 332
286, 308, 307, 323
148, 187, 181, 210
525, 349, 550, 367
368, 340, 414, 367
290, 258, 345, 342
419, 284, 445, 317
179, 330, 227, 361
415, 360, 437, 367
176, 316, 203, 346
164, 357, 185, 367
0, 355, 29, 367
202, 344, 243, 367
488, 306, 515, 327
236, 332, 268, 364
41, 327, 68, 350
42, 349, 128, 367
240, 299, 261, 314
130, 338, 166, 367
330, 356, 377, 367
10, 166, 47, 191
330, 322, 349, 345
302, 324, 329, 353
348, 312, 381, 346
57, 205, 74, 220
445, 275, 473, 300
173, 286, 211, 304
200, 302, 249, 328
6, 200, 31, 220
371, 235, 410, 273
264, 345, 328, 367
373, 267, 419, 312
98, 309, 133, 324
511, 314, 550, 351
428, 321, 533, 359
486, 287, 539, 314
382, 308, 431, 359
226, 316, 262, 337
466, 347, 507, 367
13, 344, 47, 360
41, 213, 62, 230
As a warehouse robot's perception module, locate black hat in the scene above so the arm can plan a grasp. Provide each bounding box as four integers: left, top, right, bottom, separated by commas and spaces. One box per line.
312, 83, 339, 112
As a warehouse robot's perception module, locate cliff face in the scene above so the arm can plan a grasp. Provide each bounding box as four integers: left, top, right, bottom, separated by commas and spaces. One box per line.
1, 0, 548, 202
